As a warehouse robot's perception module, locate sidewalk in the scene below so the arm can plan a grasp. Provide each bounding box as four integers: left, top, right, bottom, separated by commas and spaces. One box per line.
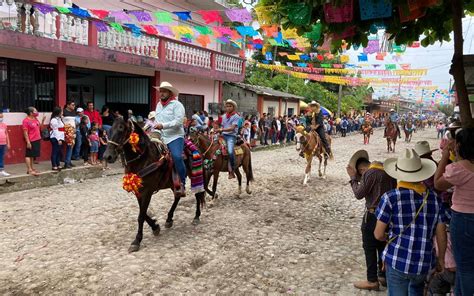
0, 159, 122, 194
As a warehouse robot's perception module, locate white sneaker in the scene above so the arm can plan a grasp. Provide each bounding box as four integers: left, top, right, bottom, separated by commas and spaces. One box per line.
0, 170, 11, 177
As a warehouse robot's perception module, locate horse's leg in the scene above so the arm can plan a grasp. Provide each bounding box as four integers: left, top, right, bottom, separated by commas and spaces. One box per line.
318, 155, 323, 177
165, 195, 181, 229
303, 156, 312, 185
323, 155, 328, 178
192, 192, 205, 225
144, 213, 160, 236
129, 190, 152, 252
211, 169, 219, 200
387, 139, 390, 153
235, 167, 242, 197
242, 156, 252, 195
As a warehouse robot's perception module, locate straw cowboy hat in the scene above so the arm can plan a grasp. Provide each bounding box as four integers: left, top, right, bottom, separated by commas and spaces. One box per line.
153, 81, 179, 97
348, 150, 369, 169
414, 141, 437, 157
225, 99, 238, 109
384, 148, 437, 183
308, 100, 320, 107
148, 111, 156, 120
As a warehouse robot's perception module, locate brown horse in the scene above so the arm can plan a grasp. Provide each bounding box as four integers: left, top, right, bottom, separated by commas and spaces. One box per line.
295, 127, 331, 185
104, 118, 205, 252
189, 131, 254, 200
385, 120, 398, 153
361, 122, 373, 145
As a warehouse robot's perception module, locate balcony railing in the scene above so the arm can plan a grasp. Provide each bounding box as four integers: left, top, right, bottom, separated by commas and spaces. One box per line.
0, 0, 245, 78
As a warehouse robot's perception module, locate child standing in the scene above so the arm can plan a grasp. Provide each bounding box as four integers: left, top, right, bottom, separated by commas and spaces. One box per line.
0, 112, 11, 176
88, 123, 100, 165
98, 128, 108, 169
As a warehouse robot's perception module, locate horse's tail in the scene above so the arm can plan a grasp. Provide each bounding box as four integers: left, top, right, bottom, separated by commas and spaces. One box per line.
246, 149, 254, 182
197, 191, 206, 208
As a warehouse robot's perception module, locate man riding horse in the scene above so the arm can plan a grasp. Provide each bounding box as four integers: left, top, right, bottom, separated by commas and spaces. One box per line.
384, 109, 401, 139
152, 82, 186, 197
305, 101, 332, 158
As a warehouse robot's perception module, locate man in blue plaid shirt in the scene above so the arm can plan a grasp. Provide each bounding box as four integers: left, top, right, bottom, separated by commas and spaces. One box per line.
374, 149, 448, 296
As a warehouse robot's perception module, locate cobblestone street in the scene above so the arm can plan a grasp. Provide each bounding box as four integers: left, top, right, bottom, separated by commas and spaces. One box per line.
0, 128, 441, 295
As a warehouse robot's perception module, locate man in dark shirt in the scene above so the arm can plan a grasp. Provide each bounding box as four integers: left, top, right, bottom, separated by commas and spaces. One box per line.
306, 101, 331, 156
347, 150, 397, 291
258, 113, 267, 145
63, 100, 76, 117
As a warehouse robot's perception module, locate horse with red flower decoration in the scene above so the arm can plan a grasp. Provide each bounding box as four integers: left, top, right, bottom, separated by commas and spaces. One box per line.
104, 117, 205, 252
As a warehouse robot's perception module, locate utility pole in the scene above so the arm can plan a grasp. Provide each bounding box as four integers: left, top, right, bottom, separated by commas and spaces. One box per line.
337, 84, 343, 118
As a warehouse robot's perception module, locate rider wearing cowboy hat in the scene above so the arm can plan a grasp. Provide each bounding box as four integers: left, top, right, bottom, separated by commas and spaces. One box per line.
384, 109, 401, 139
153, 81, 186, 197
306, 100, 332, 157
374, 149, 448, 295
216, 99, 241, 179
347, 150, 396, 290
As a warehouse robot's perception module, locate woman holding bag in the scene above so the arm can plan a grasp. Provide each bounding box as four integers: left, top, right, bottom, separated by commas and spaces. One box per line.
49, 107, 65, 171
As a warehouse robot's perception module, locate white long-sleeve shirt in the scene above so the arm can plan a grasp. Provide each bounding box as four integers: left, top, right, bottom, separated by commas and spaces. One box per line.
155, 99, 185, 144
50, 117, 65, 141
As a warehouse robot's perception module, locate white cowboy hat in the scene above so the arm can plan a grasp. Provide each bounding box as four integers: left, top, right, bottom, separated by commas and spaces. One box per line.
225, 99, 237, 109
76, 107, 84, 113
308, 100, 320, 106
384, 148, 437, 183
414, 141, 438, 157
446, 121, 462, 130
153, 81, 179, 96
148, 111, 156, 119
390, 109, 395, 112
349, 150, 369, 169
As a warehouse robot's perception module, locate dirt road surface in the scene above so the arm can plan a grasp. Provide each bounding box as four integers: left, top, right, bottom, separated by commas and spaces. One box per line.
0, 128, 441, 295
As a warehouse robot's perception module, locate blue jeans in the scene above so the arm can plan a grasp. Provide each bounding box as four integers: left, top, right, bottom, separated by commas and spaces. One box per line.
50, 138, 62, 168
167, 138, 186, 185
73, 129, 82, 159
385, 264, 426, 296
65, 144, 73, 166
224, 134, 236, 170
451, 210, 474, 296
0, 144, 5, 169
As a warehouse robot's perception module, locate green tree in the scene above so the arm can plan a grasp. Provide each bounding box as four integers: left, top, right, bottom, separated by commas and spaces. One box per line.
436, 103, 455, 117
257, 0, 474, 127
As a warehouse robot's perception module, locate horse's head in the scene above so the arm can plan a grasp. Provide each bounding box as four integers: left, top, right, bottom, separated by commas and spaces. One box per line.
104, 117, 136, 163
295, 132, 307, 151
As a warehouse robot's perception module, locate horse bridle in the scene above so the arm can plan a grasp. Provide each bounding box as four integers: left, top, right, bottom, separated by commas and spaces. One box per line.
108, 120, 146, 165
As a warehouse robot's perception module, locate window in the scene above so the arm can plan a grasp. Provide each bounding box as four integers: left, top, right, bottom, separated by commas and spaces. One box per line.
0, 58, 55, 112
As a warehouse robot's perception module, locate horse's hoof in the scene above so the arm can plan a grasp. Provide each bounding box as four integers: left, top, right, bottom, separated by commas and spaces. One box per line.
152, 225, 161, 236
246, 188, 252, 195
128, 244, 140, 253
165, 221, 173, 229
214, 193, 219, 200
192, 218, 200, 226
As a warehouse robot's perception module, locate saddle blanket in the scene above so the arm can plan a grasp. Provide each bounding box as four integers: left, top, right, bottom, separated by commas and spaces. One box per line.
184, 139, 204, 194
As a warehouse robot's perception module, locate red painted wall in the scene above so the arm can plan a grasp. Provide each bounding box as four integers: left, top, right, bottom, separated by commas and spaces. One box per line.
4, 125, 52, 165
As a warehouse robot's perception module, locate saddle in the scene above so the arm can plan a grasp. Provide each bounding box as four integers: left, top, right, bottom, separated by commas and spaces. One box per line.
217, 136, 244, 157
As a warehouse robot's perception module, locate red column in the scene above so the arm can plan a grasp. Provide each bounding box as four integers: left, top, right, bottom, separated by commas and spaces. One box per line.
55, 57, 67, 108
88, 20, 98, 47
257, 95, 264, 115
158, 39, 166, 65
150, 71, 160, 109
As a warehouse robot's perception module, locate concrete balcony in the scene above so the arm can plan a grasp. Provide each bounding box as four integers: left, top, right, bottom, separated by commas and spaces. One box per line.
0, 0, 245, 82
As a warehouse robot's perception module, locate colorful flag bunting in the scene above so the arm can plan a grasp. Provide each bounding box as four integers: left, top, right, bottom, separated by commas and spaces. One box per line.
173, 11, 192, 21
236, 26, 258, 37
197, 10, 223, 24
34, 3, 56, 15
94, 21, 109, 32
154, 11, 173, 23
194, 26, 213, 35
109, 22, 125, 33
142, 25, 158, 35
110, 11, 132, 22
156, 25, 174, 37
90, 9, 109, 19
128, 11, 152, 22
55, 6, 71, 14
261, 25, 278, 37
225, 8, 252, 23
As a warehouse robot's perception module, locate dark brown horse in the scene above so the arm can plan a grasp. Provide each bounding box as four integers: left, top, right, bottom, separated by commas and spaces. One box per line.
189, 131, 254, 201
385, 120, 398, 153
104, 118, 205, 252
